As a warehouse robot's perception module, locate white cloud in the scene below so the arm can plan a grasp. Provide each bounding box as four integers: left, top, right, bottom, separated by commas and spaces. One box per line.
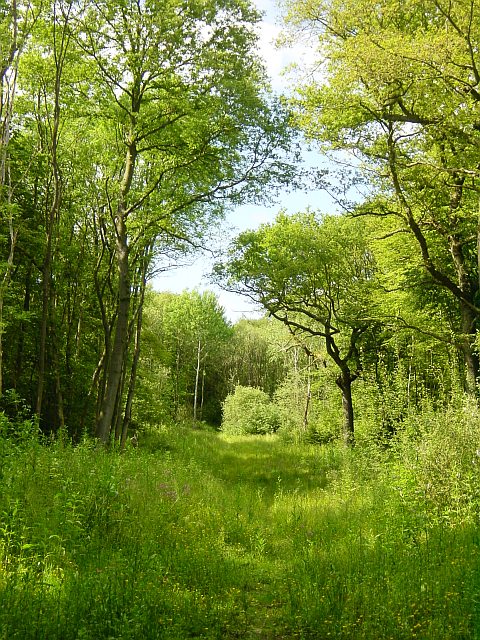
254, 12, 318, 93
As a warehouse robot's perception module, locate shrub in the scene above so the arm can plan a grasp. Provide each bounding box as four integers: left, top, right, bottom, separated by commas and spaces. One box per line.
391, 398, 480, 526
221, 385, 279, 435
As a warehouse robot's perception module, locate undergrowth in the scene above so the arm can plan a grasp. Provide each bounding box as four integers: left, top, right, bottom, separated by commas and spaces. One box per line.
0, 403, 479, 639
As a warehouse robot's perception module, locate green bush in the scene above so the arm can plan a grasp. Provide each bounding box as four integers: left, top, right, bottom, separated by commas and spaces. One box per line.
391, 398, 480, 526
221, 385, 279, 435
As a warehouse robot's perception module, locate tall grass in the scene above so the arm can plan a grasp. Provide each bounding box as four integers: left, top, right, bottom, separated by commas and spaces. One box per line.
0, 407, 479, 639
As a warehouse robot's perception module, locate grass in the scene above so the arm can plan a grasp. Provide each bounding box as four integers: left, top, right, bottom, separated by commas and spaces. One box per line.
0, 415, 480, 639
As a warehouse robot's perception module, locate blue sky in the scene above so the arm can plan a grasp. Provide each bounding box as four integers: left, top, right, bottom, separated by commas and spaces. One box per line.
152, 0, 333, 323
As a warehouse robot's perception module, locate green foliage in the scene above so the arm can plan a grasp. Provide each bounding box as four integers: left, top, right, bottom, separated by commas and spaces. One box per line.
391, 398, 480, 526
283, 0, 480, 393
1, 412, 480, 638
221, 385, 280, 435
0, 0, 297, 440
137, 290, 233, 426
226, 318, 289, 396
217, 211, 382, 442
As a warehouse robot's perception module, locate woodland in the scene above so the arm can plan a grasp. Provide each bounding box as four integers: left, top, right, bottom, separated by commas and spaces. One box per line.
2, 0, 480, 638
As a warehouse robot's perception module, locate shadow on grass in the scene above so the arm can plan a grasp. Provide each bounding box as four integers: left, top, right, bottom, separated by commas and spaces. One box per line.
181, 430, 341, 498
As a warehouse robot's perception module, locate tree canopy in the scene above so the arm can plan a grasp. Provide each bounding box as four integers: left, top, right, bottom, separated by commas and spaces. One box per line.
216, 212, 379, 443
0, 0, 297, 442
282, 0, 480, 392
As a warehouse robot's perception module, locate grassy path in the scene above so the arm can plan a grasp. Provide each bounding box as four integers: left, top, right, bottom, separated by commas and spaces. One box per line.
0, 426, 480, 638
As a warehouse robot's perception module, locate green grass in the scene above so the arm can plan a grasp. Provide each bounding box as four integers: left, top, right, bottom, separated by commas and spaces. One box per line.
0, 418, 480, 639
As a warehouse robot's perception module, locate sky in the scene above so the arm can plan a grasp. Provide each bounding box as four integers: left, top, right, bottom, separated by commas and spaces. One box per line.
152, 0, 332, 323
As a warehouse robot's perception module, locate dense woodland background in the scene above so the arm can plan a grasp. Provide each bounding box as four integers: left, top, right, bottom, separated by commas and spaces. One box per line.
2, 0, 480, 446
2, 1, 480, 637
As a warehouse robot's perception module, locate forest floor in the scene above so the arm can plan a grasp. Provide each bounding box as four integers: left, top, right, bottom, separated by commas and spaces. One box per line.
0, 419, 480, 638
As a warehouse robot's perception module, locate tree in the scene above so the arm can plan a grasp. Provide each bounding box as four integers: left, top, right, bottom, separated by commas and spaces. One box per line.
137, 290, 232, 426
216, 212, 379, 445
225, 317, 290, 396
70, 0, 296, 442
0, 0, 42, 395
0, 0, 297, 440
282, 0, 480, 393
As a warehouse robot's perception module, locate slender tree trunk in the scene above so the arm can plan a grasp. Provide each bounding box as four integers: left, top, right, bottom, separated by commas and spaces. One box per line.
13, 265, 31, 388
0, 11, 19, 397
193, 338, 201, 425
54, 355, 65, 430
92, 221, 115, 424
96, 142, 136, 443
174, 347, 181, 419
303, 356, 311, 431
0, 205, 17, 395
80, 348, 106, 434
459, 302, 478, 395
200, 368, 205, 422
37, 4, 72, 418
477, 197, 480, 295
36, 229, 53, 416
121, 274, 147, 450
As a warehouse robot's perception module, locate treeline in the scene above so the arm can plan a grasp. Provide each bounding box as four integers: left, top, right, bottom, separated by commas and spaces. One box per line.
3, 0, 480, 447
135, 290, 289, 429
0, 0, 294, 442
213, 0, 480, 445
133, 285, 459, 447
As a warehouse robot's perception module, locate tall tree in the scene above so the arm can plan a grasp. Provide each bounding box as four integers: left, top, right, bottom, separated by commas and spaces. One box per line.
282, 0, 480, 393
0, 0, 42, 395
216, 212, 379, 445
69, 0, 295, 442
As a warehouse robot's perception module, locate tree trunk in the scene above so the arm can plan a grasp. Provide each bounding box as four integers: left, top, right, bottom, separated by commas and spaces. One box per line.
121, 258, 149, 449
200, 368, 205, 422
95, 217, 131, 442
0, 8, 20, 397
303, 356, 311, 431
0, 214, 17, 395
13, 265, 31, 389
113, 364, 127, 442
193, 338, 201, 425
459, 302, 478, 395
36, 5, 72, 419
95, 142, 136, 443
336, 370, 355, 447
36, 229, 53, 417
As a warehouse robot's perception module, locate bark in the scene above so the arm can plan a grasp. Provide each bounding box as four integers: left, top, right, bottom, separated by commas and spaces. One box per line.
174, 348, 181, 419
54, 352, 65, 430
303, 357, 312, 431
0, 203, 17, 395
113, 365, 127, 442
477, 199, 480, 295
13, 265, 32, 388
121, 258, 149, 450
336, 369, 355, 447
95, 217, 131, 441
0, 6, 19, 396
36, 228, 53, 417
324, 329, 358, 447
95, 142, 136, 443
92, 217, 115, 423
459, 301, 478, 394
200, 368, 205, 422
36, 5, 72, 418
193, 339, 201, 425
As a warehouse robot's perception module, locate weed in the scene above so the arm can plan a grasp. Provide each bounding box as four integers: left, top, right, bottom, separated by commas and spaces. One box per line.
0, 415, 479, 638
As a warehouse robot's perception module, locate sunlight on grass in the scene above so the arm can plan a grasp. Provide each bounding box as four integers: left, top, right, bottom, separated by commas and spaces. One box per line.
0, 423, 479, 638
